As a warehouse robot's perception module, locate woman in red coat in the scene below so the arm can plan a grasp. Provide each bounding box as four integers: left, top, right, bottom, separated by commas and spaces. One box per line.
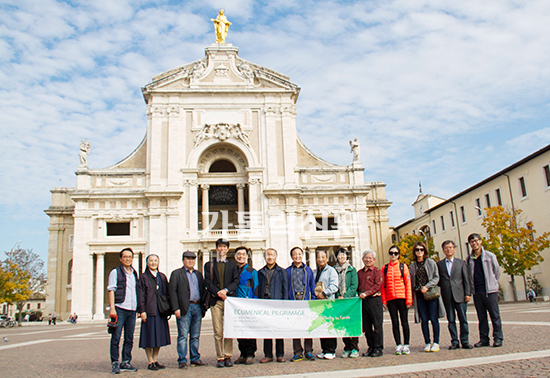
381, 246, 413, 355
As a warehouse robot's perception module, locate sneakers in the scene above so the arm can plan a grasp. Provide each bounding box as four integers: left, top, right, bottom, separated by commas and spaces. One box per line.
402, 345, 410, 355
111, 361, 120, 374
324, 353, 335, 360
317, 353, 325, 359
395, 344, 403, 355
305, 353, 315, 361
424, 343, 432, 352
290, 354, 304, 362
430, 343, 440, 352
119, 362, 137, 372
349, 349, 360, 358
341, 350, 351, 358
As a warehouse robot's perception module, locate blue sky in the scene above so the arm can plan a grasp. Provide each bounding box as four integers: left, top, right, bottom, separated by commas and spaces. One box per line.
2, 0, 550, 265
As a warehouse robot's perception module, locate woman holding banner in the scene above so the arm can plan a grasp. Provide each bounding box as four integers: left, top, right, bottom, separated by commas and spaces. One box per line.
335, 248, 359, 358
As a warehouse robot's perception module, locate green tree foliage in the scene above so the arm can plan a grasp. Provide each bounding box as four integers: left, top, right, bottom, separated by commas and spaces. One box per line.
482, 206, 550, 301
1, 248, 46, 323
395, 234, 436, 266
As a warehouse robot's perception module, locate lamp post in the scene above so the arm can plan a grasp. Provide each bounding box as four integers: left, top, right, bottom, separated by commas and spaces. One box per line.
6, 241, 21, 318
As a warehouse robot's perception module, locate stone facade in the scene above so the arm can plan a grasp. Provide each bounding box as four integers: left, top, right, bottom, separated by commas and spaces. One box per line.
45, 44, 392, 320
392, 144, 550, 301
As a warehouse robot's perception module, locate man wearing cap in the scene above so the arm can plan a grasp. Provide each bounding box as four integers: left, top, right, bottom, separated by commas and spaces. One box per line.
204, 238, 240, 368
169, 251, 208, 369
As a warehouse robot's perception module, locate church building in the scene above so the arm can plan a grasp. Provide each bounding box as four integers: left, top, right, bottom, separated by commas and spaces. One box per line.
45, 42, 392, 320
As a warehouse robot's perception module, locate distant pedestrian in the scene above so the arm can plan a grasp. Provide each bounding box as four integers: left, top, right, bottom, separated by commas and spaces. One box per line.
137, 254, 170, 370
48, 314, 52, 326
437, 241, 473, 350
528, 288, 536, 302
52, 312, 57, 325
381, 246, 413, 356
467, 233, 503, 348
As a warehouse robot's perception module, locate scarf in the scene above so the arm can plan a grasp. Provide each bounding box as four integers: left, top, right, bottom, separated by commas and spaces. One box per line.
334, 262, 350, 296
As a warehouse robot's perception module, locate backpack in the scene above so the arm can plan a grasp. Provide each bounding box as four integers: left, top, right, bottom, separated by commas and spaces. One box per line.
384, 263, 405, 289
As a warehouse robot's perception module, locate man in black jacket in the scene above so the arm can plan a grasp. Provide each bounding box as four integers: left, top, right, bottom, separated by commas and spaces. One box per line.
204, 238, 240, 368
437, 240, 473, 350
169, 251, 208, 369
258, 248, 288, 363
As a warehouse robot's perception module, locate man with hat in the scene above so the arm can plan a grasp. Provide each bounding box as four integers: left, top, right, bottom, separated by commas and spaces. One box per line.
169, 251, 208, 369
204, 238, 240, 367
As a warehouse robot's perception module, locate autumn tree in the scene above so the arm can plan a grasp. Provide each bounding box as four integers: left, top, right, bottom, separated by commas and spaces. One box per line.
1, 248, 46, 323
481, 206, 550, 301
395, 234, 436, 265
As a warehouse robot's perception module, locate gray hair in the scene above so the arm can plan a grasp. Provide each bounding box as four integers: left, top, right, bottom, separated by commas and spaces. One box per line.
362, 249, 376, 259
264, 248, 277, 258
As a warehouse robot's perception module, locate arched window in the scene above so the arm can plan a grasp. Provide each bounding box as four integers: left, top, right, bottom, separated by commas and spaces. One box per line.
209, 159, 236, 172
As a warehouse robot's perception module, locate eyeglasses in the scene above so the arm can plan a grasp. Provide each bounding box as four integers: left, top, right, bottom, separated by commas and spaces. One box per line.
414, 248, 425, 252
389, 252, 400, 256
469, 239, 481, 244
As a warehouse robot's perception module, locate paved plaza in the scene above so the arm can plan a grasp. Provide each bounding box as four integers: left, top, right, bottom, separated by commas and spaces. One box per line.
1, 301, 549, 377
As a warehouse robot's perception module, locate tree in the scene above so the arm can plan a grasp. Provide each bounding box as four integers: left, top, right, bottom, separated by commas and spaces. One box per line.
1, 248, 46, 323
481, 206, 550, 301
395, 234, 437, 266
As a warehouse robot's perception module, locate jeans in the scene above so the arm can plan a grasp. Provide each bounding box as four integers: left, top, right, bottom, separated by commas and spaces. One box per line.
110, 307, 136, 363
176, 303, 202, 364
444, 299, 469, 345
416, 294, 440, 344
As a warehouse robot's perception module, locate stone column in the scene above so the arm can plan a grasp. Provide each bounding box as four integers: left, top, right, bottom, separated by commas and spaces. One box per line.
93, 253, 105, 320
201, 184, 210, 231
237, 183, 246, 228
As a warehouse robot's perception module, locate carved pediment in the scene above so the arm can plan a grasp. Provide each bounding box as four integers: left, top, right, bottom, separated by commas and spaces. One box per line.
193, 123, 250, 147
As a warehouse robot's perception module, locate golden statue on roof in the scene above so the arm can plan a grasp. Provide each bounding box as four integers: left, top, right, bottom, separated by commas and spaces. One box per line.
211, 9, 232, 44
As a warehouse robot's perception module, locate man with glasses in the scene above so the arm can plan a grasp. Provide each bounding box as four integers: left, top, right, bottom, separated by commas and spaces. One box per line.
466, 233, 503, 348
107, 248, 139, 373
437, 241, 473, 350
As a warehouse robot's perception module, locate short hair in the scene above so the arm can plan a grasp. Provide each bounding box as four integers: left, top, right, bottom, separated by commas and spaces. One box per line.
315, 250, 328, 258
388, 245, 400, 254
290, 246, 303, 257
441, 240, 456, 249
362, 249, 376, 259
335, 248, 348, 258
468, 233, 482, 242
216, 238, 230, 248
412, 241, 428, 262
234, 246, 249, 255
119, 248, 134, 258
264, 248, 277, 258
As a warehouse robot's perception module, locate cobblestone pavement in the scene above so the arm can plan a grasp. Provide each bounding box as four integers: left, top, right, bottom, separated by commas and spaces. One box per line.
1, 301, 549, 377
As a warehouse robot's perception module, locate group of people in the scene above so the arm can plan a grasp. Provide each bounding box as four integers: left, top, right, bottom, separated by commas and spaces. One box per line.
107, 233, 504, 373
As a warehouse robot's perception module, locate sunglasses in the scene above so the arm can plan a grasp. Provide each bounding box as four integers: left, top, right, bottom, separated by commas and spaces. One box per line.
389, 252, 400, 256
415, 248, 425, 252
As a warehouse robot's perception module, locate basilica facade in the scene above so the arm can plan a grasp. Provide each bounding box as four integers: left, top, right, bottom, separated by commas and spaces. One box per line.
45, 44, 391, 320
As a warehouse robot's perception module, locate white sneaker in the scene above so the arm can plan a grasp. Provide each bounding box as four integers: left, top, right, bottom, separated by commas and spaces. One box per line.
430, 343, 440, 352
324, 353, 335, 360
341, 351, 350, 358
395, 345, 403, 355
424, 343, 432, 352
402, 345, 410, 355
317, 353, 325, 359
350, 349, 359, 358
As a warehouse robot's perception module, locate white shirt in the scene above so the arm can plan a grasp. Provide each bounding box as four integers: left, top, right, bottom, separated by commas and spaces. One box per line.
107, 267, 137, 311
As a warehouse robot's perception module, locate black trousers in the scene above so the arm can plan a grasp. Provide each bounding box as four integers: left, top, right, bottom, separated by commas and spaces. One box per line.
387, 298, 410, 345
264, 339, 284, 358
342, 337, 359, 351
237, 338, 257, 358
362, 296, 384, 349
474, 292, 503, 343
320, 338, 337, 354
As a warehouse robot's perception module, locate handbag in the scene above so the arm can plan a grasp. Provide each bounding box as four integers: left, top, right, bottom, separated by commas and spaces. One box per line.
423, 286, 441, 301
147, 272, 172, 317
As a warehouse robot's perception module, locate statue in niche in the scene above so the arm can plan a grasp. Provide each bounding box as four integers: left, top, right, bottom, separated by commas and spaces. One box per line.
79, 139, 91, 167
211, 9, 232, 44
350, 138, 360, 163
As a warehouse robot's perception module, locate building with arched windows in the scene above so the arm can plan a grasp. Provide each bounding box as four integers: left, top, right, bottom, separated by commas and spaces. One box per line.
45, 43, 392, 320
